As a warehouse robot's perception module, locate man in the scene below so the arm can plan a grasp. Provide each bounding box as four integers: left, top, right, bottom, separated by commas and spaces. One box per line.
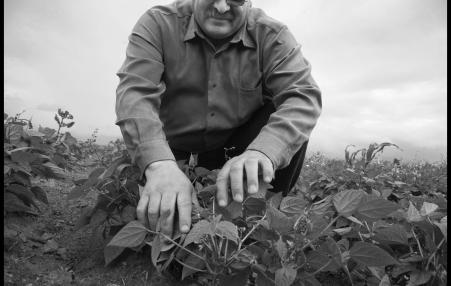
115, 0, 321, 239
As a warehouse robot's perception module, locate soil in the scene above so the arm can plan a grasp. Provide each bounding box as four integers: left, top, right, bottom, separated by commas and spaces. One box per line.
3, 167, 188, 286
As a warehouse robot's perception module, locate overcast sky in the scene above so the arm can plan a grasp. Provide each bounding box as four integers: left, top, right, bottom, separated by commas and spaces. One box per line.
4, 0, 447, 162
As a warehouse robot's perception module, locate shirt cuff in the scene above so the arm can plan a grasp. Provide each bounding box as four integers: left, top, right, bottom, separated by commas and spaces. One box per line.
246, 131, 290, 171
134, 139, 176, 179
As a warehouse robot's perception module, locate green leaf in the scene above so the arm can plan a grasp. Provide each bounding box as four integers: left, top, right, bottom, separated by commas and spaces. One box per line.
319, 237, 343, 271
333, 189, 366, 217
275, 264, 297, 286
198, 184, 217, 202
248, 179, 273, 199
434, 221, 447, 241
349, 242, 399, 267
101, 155, 128, 179
244, 197, 266, 216
373, 224, 408, 245
54, 114, 61, 125
4, 192, 38, 215
305, 250, 330, 271
12, 171, 32, 186
406, 271, 432, 286
74, 207, 94, 230
367, 266, 386, 280
67, 185, 89, 200
30, 186, 48, 205
356, 195, 400, 221
279, 196, 310, 215
89, 209, 108, 227
194, 166, 210, 177
89, 167, 107, 180
308, 214, 333, 238
120, 205, 136, 224
379, 274, 391, 286
180, 252, 205, 280
218, 200, 242, 220
34, 162, 67, 180
183, 220, 212, 247
310, 195, 334, 217
250, 221, 279, 242
297, 273, 321, 286
151, 234, 162, 268
419, 202, 438, 216
11, 151, 38, 164
104, 245, 126, 266
269, 192, 283, 208
7, 184, 39, 210
107, 220, 148, 248
267, 204, 296, 234
218, 270, 250, 286
406, 201, 423, 222
255, 271, 274, 286
215, 220, 239, 243
274, 237, 287, 260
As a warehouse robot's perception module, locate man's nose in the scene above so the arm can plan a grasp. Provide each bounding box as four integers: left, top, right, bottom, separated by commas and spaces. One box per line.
213, 0, 230, 13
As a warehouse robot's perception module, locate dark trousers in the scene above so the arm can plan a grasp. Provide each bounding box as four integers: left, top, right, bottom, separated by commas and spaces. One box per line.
172, 102, 308, 196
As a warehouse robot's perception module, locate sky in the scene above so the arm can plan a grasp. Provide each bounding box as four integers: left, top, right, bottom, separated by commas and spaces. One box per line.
4, 0, 447, 162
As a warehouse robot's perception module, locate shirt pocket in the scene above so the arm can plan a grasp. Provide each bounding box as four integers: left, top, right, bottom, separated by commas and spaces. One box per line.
237, 53, 263, 123
238, 84, 264, 123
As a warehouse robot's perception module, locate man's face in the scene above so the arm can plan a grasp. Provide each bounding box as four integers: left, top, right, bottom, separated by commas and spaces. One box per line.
193, 0, 249, 40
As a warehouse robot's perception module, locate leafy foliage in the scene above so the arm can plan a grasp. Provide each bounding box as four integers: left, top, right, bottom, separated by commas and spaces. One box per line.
4, 111, 79, 215
72, 142, 447, 286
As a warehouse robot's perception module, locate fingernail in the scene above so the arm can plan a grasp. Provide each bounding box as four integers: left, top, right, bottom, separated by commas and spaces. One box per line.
219, 200, 227, 207
265, 176, 271, 183
234, 194, 243, 202
248, 185, 257, 194
181, 225, 189, 232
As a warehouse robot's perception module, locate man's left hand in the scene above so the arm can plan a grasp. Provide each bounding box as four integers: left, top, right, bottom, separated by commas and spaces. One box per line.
216, 150, 274, 206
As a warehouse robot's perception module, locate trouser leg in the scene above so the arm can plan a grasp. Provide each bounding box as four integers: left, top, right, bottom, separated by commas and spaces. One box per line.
171, 101, 309, 196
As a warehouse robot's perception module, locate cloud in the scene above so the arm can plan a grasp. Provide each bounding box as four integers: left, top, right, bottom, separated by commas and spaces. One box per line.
36, 103, 61, 112
4, 0, 446, 162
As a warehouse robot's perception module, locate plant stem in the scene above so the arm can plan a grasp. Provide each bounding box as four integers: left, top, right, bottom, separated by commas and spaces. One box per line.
238, 213, 267, 250
302, 215, 340, 251
305, 259, 333, 277
145, 229, 205, 262
426, 237, 446, 270
174, 257, 207, 273
411, 227, 424, 258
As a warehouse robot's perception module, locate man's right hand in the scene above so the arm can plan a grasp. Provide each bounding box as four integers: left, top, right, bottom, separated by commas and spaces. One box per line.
137, 160, 193, 238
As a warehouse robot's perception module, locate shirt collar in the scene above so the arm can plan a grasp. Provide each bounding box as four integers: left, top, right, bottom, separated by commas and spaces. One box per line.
184, 14, 256, 49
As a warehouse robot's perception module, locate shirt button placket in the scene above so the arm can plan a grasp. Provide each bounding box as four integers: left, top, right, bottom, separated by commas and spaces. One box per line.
207, 56, 217, 130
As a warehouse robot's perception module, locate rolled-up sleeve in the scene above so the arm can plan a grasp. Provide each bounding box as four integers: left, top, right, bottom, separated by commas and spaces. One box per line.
115, 11, 175, 176
246, 26, 322, 170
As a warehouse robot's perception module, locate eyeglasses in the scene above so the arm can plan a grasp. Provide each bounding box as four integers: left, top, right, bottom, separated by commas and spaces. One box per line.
226, 0, 246, 6
209, 0, 247, 7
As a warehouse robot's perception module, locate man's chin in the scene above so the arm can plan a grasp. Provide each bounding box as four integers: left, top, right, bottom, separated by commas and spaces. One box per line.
202, 21, 234, 38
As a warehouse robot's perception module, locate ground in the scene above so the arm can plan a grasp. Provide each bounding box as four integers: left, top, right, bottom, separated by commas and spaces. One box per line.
4, 168, 189, 286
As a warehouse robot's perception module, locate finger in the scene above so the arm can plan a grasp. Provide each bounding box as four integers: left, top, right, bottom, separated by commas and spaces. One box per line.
244, 159, 259, 194
260, 157, 274, 183
136, 194, 149, 227
177, 190, 192, 233
216, 163, 231, 207
147, 191, 161, 231
230, 161, 244, 202
159, 193, 176, 238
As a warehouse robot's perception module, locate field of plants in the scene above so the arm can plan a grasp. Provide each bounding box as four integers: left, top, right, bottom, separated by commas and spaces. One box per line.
4, 111, 447, 286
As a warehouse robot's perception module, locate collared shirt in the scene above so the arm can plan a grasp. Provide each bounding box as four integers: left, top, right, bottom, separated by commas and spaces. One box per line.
115, 0, 322, 175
